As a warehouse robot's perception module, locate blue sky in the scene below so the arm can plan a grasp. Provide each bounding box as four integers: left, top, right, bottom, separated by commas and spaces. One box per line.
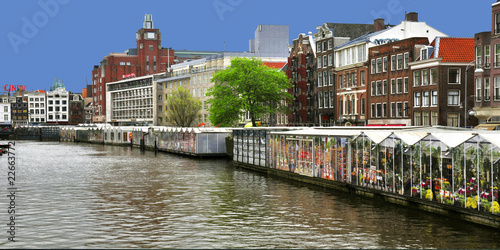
0, 0, 493, 93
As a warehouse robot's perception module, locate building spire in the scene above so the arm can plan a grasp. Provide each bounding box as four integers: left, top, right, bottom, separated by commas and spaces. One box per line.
143, 14, 153, 29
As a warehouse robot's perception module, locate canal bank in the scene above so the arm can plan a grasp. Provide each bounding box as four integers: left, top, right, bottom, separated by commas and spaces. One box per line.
17, 125, 500, 230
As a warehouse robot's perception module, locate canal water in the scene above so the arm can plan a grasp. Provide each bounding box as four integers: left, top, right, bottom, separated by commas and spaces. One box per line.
2, 141, 499, 249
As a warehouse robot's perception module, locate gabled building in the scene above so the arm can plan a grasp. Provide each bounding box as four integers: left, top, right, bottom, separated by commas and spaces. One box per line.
314, 23, 374, 126
287, 32, 317, 126
408, 37, 476, 127
26, 90, 46, 125
334, 12, 447, 125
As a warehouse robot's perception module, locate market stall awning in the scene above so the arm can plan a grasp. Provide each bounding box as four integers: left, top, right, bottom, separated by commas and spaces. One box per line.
427, 132, 475, 148
393, 131, 429, 146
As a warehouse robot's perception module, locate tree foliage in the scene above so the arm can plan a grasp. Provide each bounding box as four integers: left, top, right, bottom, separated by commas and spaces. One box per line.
165, 86, 201, 127
207, 57, 292, 127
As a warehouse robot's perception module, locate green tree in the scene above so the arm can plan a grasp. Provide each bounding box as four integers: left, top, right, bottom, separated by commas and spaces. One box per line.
165, 86, 201, 127
207, 57, 292, 127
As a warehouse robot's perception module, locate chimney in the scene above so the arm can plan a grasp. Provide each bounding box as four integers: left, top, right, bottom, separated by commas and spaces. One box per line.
405, 12, 419, 22
374, 18, 385, 32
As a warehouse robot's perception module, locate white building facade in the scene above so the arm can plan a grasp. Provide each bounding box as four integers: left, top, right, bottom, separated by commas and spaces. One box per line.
26, 91, 46, 125
106, 74, 162, 126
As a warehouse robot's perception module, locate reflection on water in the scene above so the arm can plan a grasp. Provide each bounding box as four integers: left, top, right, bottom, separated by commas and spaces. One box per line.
3, 141, 499, 248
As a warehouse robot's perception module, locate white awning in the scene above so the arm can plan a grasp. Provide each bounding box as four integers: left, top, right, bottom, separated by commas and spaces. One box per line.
393, 131, 429, 146
361, 131, 393, 144
426, 132, 475, 148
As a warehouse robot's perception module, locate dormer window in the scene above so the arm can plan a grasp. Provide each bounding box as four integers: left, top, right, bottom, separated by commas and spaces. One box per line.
421, 49, 428, 60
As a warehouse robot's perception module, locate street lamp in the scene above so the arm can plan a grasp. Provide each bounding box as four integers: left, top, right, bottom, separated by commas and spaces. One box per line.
464, 61, 484, 128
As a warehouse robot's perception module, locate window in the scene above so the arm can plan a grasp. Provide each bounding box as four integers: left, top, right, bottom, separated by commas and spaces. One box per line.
317, 58, 322, 68
430, 68, 437, 85
391, 55, 396, 71
377, 58, 382, 73
360, 71, 365, 86
383, 80, 387, 95
324, 91, 328, 109
371, 82, 375, 96
339, 99, 343, 115
396, 78, 403, 94
422, 111, 430, 126
346, 73, 350, 87
324, 71, 328, 86
448, 90, 460, 106
328, 71, 333, 86
422, 69, 429, 85
351, 73, 355, 87
404, 52, 409, 69
319, 92, 323, 108
485, 45, 491, 68
330, 91, 334, 107
496, 12, 500, 34
485, 78, 491, 101
447, 113, 459, 127
371, 103, 375, 118
371, 59, 376, 74
476, 78, 482, 102
422, 91, 429, 107
496, 44, 500, 67
421, 49, 428, 60
431, 91, 438, 106
328, 40, 332, 50
414, 71, 420, 86
376, 103, 382, 118
391, 102, 395, 117
476, 46, 482, 67
317, 43, 321, 52
323, 42, 327, 52
383, 57, 388, 72
404, 102, 409, 117
397, 54, 403, 70
404, 77, 409, 93
323, 55, 327, 68
382, 103, 387, 117
396, 102, 403, 118
449, 68, 460, 84
318, 72, 322, 87
495, 77, 500, 100
414, 92, 421, 107
414, 112, 421, 126
338, 75, 343, 88
391, 79, 395, 94
3, 106, 7, 112
360, 98, 365, 115
376, 81, 382, 96
328, 54, 333, 66
431, 111, 438, 126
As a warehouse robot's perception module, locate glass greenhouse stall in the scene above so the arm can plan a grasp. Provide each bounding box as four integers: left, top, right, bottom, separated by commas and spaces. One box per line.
233, 128, 307, 167
156, 127, 231, 155
238, 127, 500, 216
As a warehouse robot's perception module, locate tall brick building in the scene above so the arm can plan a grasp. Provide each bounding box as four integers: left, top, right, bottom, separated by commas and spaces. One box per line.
91, 14, 175, 123
367, 37, 429, 125
408, 37, 476, 127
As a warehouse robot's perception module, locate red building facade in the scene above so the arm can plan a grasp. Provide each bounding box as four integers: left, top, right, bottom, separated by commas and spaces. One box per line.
91, 14, 175, 122
367, 37, 429, 125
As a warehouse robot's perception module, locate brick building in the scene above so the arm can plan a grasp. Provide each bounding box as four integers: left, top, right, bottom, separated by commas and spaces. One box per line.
473, 1, 500, 125
408, 37, 476, 127
287, 33, 316, 126
91, 14, 175, 123
314, 23, 373, 126
367, 37, 429, 125
334, 13, 447, 126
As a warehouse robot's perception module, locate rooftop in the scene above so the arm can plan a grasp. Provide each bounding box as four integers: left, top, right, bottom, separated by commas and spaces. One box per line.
431, 37, 474, 63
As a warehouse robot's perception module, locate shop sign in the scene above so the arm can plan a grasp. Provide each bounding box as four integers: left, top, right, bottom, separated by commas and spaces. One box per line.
4, 85, 27, 92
